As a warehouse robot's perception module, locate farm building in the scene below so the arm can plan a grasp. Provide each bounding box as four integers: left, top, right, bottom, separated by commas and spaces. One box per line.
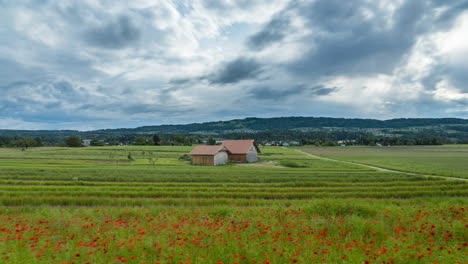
189, 145, 231, 166
221, 140, 260, 163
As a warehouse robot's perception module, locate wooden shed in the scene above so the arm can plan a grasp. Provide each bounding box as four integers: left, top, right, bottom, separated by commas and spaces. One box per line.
221, 140, 261, 163
189, 145, 231, 166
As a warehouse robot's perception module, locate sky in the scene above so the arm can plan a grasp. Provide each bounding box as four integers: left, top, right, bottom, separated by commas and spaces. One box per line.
1, 0, 468, 130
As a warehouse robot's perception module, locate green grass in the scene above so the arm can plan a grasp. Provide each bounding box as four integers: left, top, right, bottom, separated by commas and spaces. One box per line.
0, 200, 466, 263
299, 145, 468, 178
0, 145, 465, 206
0, 145, 466, 263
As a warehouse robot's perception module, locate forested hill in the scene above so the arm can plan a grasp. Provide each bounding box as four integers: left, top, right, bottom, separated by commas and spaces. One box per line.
1, 117, 467, 137
126, 117, 468, 133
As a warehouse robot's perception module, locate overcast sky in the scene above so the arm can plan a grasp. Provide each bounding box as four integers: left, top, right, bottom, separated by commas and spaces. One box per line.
1, 0, 468, 130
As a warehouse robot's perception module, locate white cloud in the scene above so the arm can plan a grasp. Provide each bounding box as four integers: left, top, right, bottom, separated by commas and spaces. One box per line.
0, 0, 467, 130
433, 79, 468, 102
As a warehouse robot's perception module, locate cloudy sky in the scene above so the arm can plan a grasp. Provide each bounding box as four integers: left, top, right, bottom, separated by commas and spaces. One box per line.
1, 0, 468, 130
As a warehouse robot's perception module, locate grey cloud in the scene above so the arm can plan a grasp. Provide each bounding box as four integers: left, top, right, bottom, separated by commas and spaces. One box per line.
0, 59, 51, 88
168, 76, 206, 87
249, 0, 468, 79
202, 0, 272, 14
84, 15, 141, 49
209, 57, 263, 84
169, 78, 193, 85
247, 15, 291, 51
122, 103, 193, 116
310, 85, 338, 96
250, 84, 337, 100
435, 0, 468, 25
290, 0, 429, 76
250, 85, 305, 100
0, 79, 93, 121
1, 0, 467, 129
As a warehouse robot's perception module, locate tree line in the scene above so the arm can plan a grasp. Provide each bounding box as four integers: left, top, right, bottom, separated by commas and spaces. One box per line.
1, 132, 466, 148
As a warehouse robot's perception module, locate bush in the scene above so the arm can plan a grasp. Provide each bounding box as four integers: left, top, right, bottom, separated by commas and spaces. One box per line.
280, 160, 308, 168
179, 154, 191, 161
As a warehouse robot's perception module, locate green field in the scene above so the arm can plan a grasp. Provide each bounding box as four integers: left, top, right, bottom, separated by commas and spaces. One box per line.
0, 146, 466, 205
0, 145, 466, 263
299, 145, 468, 179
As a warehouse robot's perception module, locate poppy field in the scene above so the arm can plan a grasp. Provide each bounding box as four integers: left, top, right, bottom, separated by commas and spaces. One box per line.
0, 146, 466, 263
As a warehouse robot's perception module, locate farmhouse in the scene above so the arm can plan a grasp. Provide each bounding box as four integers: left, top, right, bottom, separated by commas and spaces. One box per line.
189, 145, 231, 166
221, 140, 260, 163
189, 140, 261, 165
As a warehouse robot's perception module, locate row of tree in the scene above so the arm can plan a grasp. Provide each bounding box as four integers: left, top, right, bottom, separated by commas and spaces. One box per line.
354, 136, 446, 146
0, 136, 43, 148
133, 135, 194, 146
1, 133, 466, 149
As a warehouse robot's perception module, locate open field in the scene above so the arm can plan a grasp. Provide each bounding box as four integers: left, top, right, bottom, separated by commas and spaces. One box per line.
300, 145, 468, 179
0, 146, 466, 263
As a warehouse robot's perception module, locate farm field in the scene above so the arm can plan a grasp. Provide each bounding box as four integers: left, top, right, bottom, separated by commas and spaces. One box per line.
299, 145, 468, 179
0, 146, 466, 263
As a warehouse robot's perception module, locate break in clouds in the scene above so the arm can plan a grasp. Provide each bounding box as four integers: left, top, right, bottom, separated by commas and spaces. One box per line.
1, 0, 468, 130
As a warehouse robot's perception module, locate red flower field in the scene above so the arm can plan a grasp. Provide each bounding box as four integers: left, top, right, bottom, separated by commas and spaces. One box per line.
0, 204, 466, 263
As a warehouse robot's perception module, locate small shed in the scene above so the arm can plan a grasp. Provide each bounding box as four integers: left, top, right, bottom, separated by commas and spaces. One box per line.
221, 140, 261, 163
189, 145, 231, 166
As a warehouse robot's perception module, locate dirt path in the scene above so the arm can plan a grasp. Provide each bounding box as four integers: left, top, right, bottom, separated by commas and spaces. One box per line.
295, 149, 468, 182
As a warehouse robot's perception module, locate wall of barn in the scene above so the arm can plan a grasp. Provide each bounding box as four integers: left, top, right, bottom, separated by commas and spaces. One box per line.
214, 151, 228, 165
192, 155, 214, 165
228, 154, 247, 162
246, 146, 258, 162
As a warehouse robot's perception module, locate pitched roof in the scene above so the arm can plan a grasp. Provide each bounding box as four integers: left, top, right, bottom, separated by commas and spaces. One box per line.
221, 140, 261, 154
189, 145, 229, 155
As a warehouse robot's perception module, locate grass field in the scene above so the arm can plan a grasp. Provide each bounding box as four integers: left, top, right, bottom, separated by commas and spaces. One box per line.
300, 145, 468, 179
0, 145, 466, 263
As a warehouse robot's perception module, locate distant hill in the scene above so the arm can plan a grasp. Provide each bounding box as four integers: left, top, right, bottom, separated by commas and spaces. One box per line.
1, 117, 467, 137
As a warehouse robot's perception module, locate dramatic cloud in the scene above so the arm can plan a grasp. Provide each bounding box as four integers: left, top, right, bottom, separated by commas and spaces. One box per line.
247, 15, 291, 51
209, 57, 263, 84
250, 85, 337, 100
84, 15, 141, 49
0, 0, 467, 130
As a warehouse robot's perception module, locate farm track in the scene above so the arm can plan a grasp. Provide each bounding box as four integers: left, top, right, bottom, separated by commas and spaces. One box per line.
296, 149, 468, 181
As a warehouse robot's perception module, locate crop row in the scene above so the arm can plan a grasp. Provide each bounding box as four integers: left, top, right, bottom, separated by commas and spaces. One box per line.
1, 178, 462, 187
0, 170, 437, 183
1, 188, 466, 203
1, 182, 466, 193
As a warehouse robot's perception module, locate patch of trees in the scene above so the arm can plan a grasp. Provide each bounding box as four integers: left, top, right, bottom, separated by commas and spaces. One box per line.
90, 139, 105, 146
132, 135, 193, 146
0, 136, 43, 148
355, 136, 445, 146
223, 130, 371, 142
64, 136, 82, 147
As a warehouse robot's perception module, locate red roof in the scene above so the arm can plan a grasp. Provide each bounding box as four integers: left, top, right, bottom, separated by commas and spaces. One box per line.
189, 145, 229, 155
221, 140, 260, 154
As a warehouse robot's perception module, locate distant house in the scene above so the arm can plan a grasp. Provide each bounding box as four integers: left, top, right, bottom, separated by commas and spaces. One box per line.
290, 141, 301, 146
189, 145, 231, 166
221, 140, 260, 163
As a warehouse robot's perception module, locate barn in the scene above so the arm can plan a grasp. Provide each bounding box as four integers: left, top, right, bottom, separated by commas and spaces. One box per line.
189, 145, 231, 166
221, 140, 260, 163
